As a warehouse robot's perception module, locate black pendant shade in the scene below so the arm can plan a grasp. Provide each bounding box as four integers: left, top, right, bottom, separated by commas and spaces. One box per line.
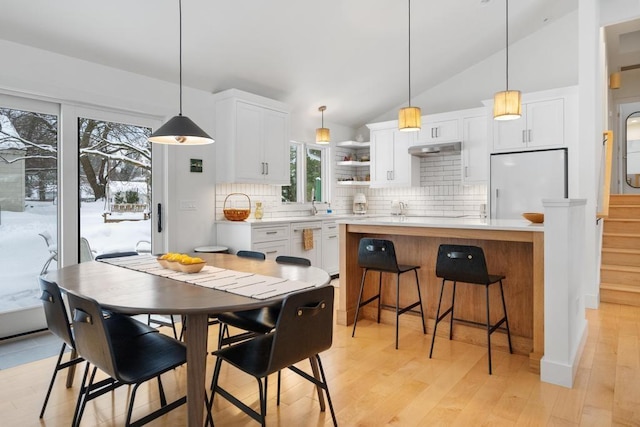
148, 114, 213, 145
148, 0, 214, 145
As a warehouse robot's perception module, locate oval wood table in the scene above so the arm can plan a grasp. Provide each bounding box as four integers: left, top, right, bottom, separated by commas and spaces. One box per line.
46, 253, 331, 427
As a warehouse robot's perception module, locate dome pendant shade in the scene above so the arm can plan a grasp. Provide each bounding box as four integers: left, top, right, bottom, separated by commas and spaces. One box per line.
398, 106, 421, 131
149, 115, 214, 145
316, 127, 330, 144
315, 105, 330, 144
493, 90, 521, 121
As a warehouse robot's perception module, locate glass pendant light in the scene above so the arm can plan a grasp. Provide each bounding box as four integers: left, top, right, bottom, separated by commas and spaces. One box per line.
316, 106, 330, 144
398, 0, 421, 132
493, 0, 521, 121
149, 0, 214, 145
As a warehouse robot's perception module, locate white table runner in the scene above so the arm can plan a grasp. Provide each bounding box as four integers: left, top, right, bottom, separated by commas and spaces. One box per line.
98, 254, 315, 299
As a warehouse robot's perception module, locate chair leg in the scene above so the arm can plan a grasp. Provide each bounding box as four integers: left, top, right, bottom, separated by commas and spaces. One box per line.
277, 370, 282, 406
486, 285, 493, 375
315, 355, 338, 427
395, 273, 400, 350
309, 357, 326, 411
449, 282, 457, 340
65, 348, 79, 388
414, 269, 427, 334
377, 271, 383, 323
351, 269, 368, 338
430, 279, 447, 358
499, 280, 513, 354
257, 377, 267, 427
39, 343, 67, 418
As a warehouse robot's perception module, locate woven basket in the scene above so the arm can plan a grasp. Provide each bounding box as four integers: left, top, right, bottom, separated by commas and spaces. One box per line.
223, 193, 251, 221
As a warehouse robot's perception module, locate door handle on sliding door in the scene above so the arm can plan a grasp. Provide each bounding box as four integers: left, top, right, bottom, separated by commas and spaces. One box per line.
157, 203, 163, 233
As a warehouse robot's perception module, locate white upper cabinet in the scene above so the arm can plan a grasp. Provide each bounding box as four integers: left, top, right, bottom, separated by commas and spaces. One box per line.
491, 87, 574, 152
416, 117, 460, 144
215, 89, 290, 184
368, 121, 419, 188
461, 112, 488, 184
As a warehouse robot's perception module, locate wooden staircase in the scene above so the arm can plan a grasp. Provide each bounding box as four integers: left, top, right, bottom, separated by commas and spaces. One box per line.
601, 194, 640, 306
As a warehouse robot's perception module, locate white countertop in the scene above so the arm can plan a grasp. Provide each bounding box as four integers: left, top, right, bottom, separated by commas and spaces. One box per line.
336, 215, 544, 232
217, 214, 543, 232
217, 213, 371, 226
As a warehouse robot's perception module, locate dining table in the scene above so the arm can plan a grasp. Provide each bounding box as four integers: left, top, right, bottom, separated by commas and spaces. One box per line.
45, 252, 331, 427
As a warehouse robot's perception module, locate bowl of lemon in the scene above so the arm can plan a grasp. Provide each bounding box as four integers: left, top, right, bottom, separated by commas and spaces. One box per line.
158, 253, 206, 273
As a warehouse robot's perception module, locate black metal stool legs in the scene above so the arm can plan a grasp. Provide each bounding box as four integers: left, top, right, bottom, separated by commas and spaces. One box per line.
499, 280, 513, 354
414, 269, 427, 335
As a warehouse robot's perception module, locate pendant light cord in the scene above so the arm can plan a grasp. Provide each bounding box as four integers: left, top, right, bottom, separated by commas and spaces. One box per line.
179, 0, 183, 116
408, 0, 412, 106
505, 0, 509, 91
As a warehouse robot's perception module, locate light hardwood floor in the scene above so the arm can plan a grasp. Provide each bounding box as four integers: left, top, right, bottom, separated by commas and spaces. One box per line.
2, 294, 640, 426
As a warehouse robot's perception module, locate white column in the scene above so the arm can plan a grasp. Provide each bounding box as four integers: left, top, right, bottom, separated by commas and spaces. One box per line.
540, 198, 588, 388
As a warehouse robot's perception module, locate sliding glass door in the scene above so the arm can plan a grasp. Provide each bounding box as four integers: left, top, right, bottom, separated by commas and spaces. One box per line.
0, 95, 59, 337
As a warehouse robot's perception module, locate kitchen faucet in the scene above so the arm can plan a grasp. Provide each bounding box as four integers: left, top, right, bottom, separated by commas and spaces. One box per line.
311, 188, 317, 215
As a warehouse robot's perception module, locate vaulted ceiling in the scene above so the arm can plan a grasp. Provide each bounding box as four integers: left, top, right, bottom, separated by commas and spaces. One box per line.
0, 0, 584, 128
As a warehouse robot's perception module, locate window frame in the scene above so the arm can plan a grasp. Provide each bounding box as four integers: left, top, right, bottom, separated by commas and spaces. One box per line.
283, 140, 330, 204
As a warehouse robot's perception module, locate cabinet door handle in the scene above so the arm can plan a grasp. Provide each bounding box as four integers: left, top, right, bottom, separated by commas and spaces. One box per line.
266, 250, 278, 254
261, 162, 265, 174
431, 127, 435, 138
522, 130, 526, 143
528, 129, 532, 142
265, 162, 269, 175
327, 235, 338, 239
464, 166, 468, 178
327, 225, 337, 229
266, 231, 278, 235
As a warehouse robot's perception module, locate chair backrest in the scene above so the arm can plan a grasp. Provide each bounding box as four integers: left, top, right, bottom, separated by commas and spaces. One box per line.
94, 251, 139, 260
39, 277, 74, 348
268, 285, 334, 372
435, 244, 491, 284
39, 231, 56, 252
65, 290, 119, 379
275, 255, 311, 266
357, 238, 399, 272
80, 237, 94, 263
236, 250, 266, 260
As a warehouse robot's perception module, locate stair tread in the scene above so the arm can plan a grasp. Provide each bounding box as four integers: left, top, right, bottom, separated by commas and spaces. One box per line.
602, 247, 640, 254
603, 232, 640, 237
601, 264, 640, 272
600, 282, 640, 293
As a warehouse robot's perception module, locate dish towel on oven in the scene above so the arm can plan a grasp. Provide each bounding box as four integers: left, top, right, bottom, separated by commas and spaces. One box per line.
303, 229, 313, 250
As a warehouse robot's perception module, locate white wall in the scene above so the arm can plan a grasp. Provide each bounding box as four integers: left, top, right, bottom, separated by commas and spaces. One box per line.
0, 39, 217, 255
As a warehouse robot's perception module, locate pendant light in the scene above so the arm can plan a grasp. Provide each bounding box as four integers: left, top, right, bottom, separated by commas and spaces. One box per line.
149, 0, 214, 145
316, 106, 330, 144
398, 0, 421, 132
493, 0, 521, 121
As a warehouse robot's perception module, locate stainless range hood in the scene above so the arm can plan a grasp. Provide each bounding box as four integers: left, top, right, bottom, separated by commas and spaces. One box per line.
408, 141, 461, 157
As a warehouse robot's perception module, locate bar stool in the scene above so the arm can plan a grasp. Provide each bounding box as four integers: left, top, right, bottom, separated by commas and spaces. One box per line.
352, 238, 426, 349
429, 244, 513, 374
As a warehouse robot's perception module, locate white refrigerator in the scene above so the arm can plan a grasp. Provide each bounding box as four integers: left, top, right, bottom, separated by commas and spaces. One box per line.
490, 148, 568, 219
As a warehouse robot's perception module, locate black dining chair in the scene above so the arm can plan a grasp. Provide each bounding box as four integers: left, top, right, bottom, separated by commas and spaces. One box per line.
430, 244, 513, 374
236, 250, 267, 260
216, 255, 311, 348
352, 238, 426, 349
66, 290, 189, 427
207, 285, 337, 427
38, 277, 158, 421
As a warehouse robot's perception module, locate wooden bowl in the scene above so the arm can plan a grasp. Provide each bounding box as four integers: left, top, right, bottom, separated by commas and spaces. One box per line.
178, 262, 206, 274
522, 212, 544, 223
157, 258, 170, 269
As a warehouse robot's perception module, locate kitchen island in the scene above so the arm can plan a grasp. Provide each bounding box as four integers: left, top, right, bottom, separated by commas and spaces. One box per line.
337, 216, 545, 372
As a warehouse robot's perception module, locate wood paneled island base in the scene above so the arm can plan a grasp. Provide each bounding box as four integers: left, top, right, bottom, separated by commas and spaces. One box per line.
337, 218, 544, 373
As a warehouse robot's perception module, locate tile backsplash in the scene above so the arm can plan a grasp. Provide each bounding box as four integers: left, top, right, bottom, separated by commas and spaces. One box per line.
215, 152, 487, 220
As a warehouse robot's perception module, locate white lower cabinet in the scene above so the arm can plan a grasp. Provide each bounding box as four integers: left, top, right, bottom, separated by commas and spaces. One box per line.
321, 221, 339, 276
289, 222, 322, 267
217, 219, 339, 274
